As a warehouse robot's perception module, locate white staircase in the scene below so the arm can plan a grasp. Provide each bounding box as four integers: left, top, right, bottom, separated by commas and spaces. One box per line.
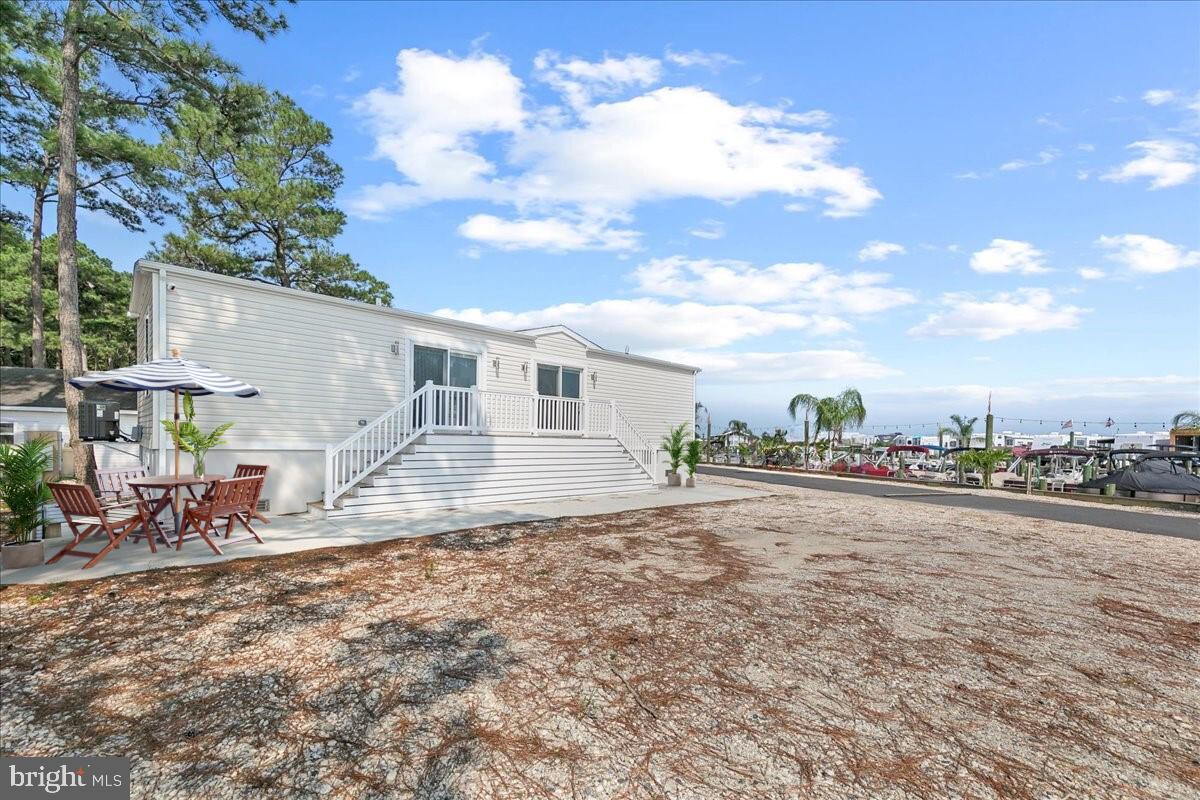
325, 433, 656, 518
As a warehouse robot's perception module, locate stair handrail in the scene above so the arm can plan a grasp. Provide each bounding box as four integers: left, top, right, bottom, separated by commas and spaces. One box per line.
609, 401, 658, 481
324, 381, 433, 509
324, 386, 661, 509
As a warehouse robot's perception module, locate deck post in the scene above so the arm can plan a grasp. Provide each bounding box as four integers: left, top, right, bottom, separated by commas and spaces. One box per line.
323, 443, 335, 510
470, 385, 481, 434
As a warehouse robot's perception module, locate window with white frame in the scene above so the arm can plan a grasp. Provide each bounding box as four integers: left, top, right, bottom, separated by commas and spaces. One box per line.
536, 364, 582, 398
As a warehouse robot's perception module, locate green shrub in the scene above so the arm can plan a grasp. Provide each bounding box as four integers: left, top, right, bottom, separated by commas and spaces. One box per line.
684, 438, 703, 477
661, 423, 689, 472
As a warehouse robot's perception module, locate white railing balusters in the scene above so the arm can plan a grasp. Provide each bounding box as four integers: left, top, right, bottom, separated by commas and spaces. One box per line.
609, 401, 657, 481
324, 384, 661, 508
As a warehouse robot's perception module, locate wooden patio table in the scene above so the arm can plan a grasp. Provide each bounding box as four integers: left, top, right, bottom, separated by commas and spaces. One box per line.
127, 474, 225, 542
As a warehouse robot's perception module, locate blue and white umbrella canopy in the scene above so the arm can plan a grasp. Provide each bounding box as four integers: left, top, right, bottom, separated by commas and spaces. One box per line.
70, 351, 261, 480
69, 355, 262, 397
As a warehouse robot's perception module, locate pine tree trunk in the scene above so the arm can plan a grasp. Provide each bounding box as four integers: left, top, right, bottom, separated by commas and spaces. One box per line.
30, 187, 47, 369
55, 0, 96, 488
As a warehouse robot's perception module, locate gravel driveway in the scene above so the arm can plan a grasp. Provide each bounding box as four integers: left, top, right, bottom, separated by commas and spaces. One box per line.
2, 477, 1197, 799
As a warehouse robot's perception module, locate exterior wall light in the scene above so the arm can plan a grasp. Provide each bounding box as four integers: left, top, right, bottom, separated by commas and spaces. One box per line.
492, 357, 501, 377
590, 370, 598, 388
390, 341, 400, 356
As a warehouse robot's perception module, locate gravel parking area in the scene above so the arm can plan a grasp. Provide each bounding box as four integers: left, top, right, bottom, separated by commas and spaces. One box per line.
2, 477, 1198, 799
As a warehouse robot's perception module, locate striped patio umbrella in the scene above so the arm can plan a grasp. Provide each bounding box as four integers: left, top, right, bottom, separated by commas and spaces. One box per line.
70, 348, 261, 479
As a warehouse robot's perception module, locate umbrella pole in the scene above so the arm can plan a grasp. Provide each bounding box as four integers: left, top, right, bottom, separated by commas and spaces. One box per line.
173, 389, 181, 536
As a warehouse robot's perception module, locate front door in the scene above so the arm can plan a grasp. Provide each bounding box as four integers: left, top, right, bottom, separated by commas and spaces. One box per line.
412, 345, 477, 428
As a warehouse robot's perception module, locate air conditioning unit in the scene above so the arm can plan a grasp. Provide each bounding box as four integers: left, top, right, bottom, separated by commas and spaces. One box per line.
80, 400, 121, 442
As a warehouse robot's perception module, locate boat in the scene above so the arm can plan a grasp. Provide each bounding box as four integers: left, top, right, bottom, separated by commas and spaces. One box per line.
1078, 452, 1200, 503
848, 444, 932, 478
993, 447, 1095, 490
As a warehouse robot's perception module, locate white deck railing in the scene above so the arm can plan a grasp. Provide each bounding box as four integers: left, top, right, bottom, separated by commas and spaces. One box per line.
323, 382, 659, 509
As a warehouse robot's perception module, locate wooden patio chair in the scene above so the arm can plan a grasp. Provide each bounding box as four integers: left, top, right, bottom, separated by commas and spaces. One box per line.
96, 466, 146, 505
178, 476, 265, 555
95, 465, 168, 544
45, 482, 156, 569
199, 465, 270, 525
232, 464, 270, 524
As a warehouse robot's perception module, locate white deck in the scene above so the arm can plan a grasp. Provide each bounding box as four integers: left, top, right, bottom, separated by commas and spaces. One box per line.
2, 482, 768, 585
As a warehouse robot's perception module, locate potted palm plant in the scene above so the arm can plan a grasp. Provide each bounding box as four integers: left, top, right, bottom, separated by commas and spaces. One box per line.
683, 438, 702, 487
0, 439, 54, 569
161, 394, 234, 477
662, 423, 688, 486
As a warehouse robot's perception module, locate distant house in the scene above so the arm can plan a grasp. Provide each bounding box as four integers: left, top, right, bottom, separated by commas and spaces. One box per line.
0, 367, 140, 473
708, 427, 758, 451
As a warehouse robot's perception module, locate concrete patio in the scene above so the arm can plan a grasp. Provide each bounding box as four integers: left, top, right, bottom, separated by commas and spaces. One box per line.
2, 482, 767, 585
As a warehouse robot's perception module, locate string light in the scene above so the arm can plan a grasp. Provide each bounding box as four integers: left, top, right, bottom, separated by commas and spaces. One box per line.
737, 416, 1171, 434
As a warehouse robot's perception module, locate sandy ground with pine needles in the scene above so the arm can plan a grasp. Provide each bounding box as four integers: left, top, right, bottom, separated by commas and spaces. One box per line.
2, 476, 1198, 799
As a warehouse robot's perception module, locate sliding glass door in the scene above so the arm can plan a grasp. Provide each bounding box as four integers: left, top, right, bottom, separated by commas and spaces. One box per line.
536, 364, 583, 432
413, 345, 478, 428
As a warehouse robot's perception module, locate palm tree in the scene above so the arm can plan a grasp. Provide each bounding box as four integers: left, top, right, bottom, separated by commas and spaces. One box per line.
787, 388, 867, 466
830, 388, 867, 441
1171, 410, 1200, 429
940, 414, 979, 484
940, 414, 978, 449
787, 392, 820, 469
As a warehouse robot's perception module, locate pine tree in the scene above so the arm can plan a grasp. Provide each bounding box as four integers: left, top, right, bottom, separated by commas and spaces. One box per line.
49, 0, 288, 487
152, 85, 392, 304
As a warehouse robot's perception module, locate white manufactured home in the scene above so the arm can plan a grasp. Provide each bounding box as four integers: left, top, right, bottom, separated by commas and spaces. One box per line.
128, 261, 699, 516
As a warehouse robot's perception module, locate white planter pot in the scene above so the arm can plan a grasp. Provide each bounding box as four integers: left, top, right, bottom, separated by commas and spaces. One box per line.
685, 476, 696, 488
2, 540, 45, 570
666, 472, 681, 487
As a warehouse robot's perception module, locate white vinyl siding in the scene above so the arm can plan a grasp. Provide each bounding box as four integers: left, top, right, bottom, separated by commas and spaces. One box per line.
131, 273, 157, 456
144, 262, 697, 503
160, 269, 534, 447
586, 350, 696, 478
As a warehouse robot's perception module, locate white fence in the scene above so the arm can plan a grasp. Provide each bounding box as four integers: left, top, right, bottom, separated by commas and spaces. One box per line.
324, 382, 659, 508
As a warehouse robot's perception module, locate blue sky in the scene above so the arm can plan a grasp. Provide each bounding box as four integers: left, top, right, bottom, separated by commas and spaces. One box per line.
75, 1, 1200, 435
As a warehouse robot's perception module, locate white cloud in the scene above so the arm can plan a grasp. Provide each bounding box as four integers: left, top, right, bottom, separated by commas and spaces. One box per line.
687, 219, 725, 240
457, 213, 641, 252
969, 239, 1051, 275
653, 348, 900, 383
1143, 89, 1177, 106
508, 87, 876, 215
907, 288, 1087, 341
1076, 267, 1106, 280
630, 256, 916, 314
1101, 139, 1198, 189
1035, 114, 1065, 130
350, 48, 881, 244
534, 51, 661, 110
857, 240, 906, 262
350, 49, 527, 215
999, 147, 1061, 171
954, 170, 982, 180
664, 49, 740, 71
1096, 234, 1200, 274
433, 298, 848, 351
1077, 143, 1095, 152
342, 67, 361, 83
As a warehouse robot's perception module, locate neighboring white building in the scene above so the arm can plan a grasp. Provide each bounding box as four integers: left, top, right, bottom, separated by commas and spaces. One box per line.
129, 261, 699, 515
0, 367, 141, 473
